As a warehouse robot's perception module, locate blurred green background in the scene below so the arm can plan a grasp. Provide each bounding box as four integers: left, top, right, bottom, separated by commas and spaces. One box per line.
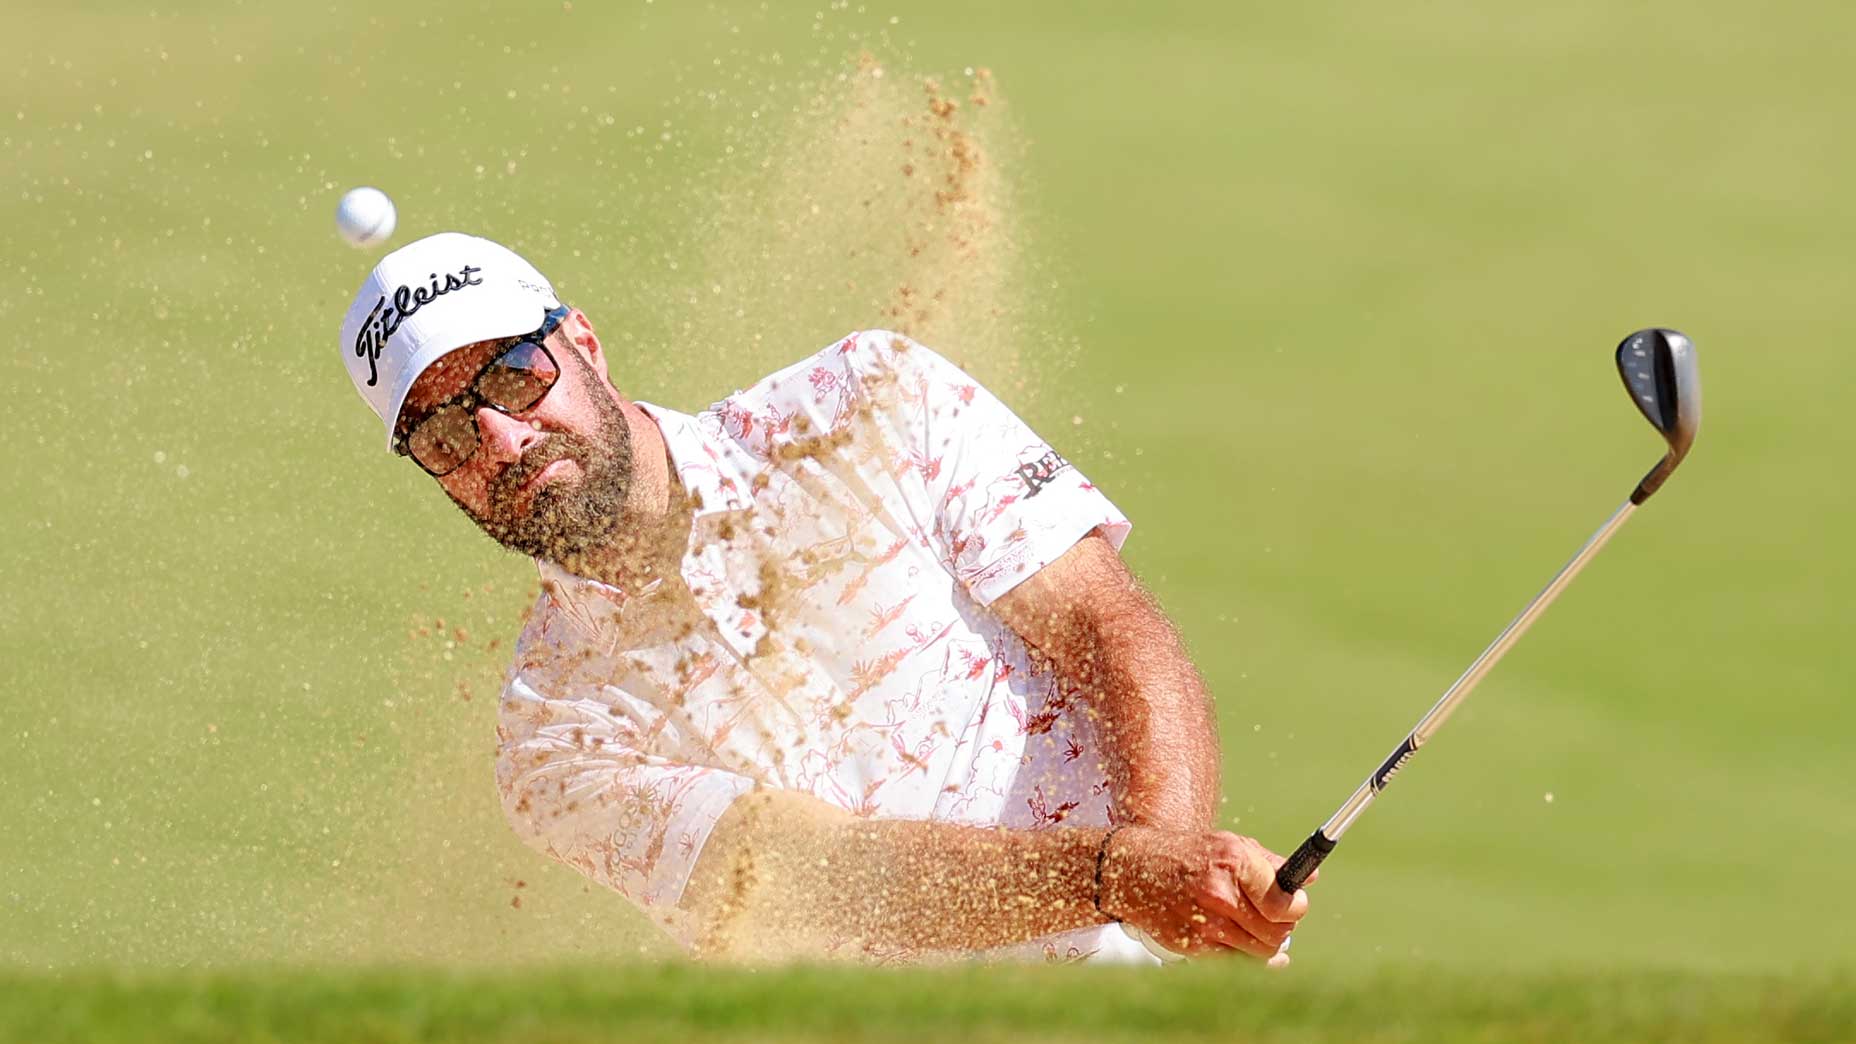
2, 0, 1850, 999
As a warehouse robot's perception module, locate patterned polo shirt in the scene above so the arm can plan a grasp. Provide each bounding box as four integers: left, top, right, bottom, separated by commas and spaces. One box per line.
495, 330, 1153, 962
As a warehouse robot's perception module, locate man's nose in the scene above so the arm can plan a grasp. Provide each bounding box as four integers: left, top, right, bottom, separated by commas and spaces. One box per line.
475, 407, 539, 466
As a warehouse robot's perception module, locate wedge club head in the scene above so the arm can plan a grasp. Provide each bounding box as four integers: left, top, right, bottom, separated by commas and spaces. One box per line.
1616, 328, 1701, 503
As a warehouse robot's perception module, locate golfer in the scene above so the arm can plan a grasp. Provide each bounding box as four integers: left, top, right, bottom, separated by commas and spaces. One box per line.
339, 232, 1312, 964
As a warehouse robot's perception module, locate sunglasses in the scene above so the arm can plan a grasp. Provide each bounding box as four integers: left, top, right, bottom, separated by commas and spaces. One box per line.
395, 306, 571, 477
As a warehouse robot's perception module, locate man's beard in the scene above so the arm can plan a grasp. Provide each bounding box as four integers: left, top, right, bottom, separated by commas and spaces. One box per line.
457, 358, 634, 565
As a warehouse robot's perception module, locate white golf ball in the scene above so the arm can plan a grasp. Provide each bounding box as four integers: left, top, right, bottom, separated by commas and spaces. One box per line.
334, 186, 397, 248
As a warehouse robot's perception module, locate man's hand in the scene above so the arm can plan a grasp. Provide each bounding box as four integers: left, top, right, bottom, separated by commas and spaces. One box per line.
1099, 826, 1312, 963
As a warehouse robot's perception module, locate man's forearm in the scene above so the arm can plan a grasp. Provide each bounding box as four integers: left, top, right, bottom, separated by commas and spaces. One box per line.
681, 790, 1111, 958
993, 533, 1223, 830
1066, 586, 1222, 828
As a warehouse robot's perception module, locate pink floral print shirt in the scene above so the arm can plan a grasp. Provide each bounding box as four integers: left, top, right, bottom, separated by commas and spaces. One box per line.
495, 331, 1153, 963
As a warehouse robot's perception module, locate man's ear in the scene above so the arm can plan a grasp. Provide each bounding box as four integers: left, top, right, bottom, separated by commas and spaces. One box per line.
563, 308, 617, 390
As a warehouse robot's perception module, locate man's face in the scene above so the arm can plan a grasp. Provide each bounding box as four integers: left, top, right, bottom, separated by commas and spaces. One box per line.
398, 313, 634, 563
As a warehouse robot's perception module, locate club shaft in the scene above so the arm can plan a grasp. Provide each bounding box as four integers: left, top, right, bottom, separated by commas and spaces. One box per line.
1276, 498, 1639, 892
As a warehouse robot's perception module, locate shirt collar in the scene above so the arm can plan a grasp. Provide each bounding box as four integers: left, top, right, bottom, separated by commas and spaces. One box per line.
635, 400, 753, 520
532, 398, 753, 616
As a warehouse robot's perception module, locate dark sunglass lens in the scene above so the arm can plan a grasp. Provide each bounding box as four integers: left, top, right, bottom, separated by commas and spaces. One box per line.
407, 404, 478, 475
478, 342, 560, 412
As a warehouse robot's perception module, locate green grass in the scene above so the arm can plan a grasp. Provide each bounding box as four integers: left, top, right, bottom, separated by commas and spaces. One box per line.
2, 0, 1853, 1036
4, 965, 1852, 1043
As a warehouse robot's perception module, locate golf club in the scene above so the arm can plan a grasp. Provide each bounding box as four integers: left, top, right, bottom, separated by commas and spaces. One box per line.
1274, 328, 1702, 894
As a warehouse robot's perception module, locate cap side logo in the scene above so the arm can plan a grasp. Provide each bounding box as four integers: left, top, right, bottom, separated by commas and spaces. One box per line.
353, 263, 485, 386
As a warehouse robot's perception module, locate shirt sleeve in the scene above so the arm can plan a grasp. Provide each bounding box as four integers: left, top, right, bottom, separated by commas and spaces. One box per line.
495, 605, 756, 944
839, 331, 1131, 606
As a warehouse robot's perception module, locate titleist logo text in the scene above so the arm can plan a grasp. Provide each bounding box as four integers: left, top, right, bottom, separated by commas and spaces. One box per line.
353, 264, 485, 386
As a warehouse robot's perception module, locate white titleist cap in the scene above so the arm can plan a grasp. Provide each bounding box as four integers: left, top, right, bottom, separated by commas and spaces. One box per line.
338, 231, 561, 448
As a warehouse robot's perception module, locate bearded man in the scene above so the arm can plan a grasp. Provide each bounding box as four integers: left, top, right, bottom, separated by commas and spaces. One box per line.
338, 232, 1312, 964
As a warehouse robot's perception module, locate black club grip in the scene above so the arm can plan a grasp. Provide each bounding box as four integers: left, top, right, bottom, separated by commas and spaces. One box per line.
1275, 830, 1335, 893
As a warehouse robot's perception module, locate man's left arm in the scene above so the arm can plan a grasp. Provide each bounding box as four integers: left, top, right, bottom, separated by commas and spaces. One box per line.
991, 530, 1221, 831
